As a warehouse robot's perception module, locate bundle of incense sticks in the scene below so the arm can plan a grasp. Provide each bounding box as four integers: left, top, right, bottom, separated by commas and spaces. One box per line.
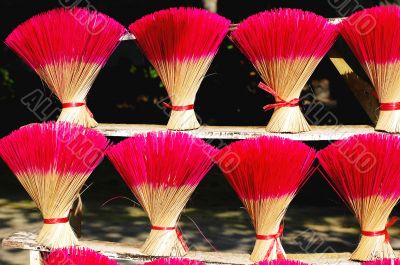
141, 258, 205, 265
129, 8, 230, 130
253, 261, 310, 265
231, 8, 337, 133
340, 6, 400, 132
45, 247, 119, 265
0, 122, 109, 248
363, 259, 400, 265
318, 134, 400, 261
5, 8, 125, 127
107, 131, 218, 256
218, 136, 316, 262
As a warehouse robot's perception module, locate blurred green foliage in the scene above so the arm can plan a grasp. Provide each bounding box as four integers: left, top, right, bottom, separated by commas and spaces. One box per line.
0, 67, 15, 101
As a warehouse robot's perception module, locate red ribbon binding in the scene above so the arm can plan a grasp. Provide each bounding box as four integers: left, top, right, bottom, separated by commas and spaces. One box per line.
151, 226, 189, 252
361, 216, 398, 242
43, 217, 69, 224
162, 102, 194, 111
380, 102, 400, 111
256, 225, 285, 260
62, 102, 94, 118
258, 82, 299, 111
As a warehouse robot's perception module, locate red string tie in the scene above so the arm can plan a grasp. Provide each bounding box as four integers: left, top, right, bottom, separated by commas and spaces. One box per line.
258, 82, 299, 111
380, 102, 400, 111
361, 216, 398, 243
162, 102, 194, 111
151, 226, 189, 252
62, 102, 94, 118
256, 225, 285, 260
43, 217, 69, 224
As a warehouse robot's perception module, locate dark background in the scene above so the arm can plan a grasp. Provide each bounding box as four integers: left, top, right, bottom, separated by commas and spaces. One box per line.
0, 0, 389, 211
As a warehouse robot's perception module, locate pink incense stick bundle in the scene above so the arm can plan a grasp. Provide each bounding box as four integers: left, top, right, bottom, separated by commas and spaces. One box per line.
129, 8, 230, 130
253, 260, 310, 265
363, 259, 400, 265
318, 134, 400, 261
231, 9, 337, 133
107, 132, 218, 256
340, 6, 400, 132
45, 247, 119, 265
141, 258, 205, 265
218, 136, 316, 262
0, 122, 109, 248
5, 8, 125, 127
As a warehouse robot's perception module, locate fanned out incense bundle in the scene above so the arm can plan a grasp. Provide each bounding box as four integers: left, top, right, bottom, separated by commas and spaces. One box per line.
141, 258, 205, 265
5, 8, 125, 127
129, 8, 230, 130
0, 122, 109, 248
231, 9, 337, 133
340, 6, 400, 132
217, 136, 316, 262
45, 247, 119, 265
253, 260, 310, 265
107, 132, 218, 256
318, 134, 400, 261
363, 259, 400, 265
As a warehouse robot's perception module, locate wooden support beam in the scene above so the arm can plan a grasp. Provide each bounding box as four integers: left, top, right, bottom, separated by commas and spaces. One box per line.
3, 232, 365, 265
329, 51, 379, 123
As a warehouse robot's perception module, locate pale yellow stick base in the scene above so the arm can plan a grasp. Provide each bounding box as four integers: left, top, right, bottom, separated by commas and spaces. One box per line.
141, 229, 187, 257
266, 106, 311, 133
251, 238, 286, 262
36, 223, 78, 249
167, 110, 200, 131
375, 110, 400, 133
351, 235, 396, 261
58, 106, 98, 128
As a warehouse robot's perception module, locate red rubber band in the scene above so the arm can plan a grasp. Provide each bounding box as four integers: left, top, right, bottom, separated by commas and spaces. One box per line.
43, 217, 69, 224
162, 102, 194, 111
150, 226, 189, 252
258, 82, 299, 111
151, 226, 176, 231
380, 102, 400, 111
176, 229, 189, 252
62, 102, 86, 108
256, 225, 284, 240
361, 216, 398, 242
62, 102, 94, 118
256, 225, 285, 260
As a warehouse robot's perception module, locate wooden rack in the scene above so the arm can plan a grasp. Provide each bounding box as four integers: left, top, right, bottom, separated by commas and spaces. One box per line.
2, 15, 392, 265
1, 123, 382, 265
3, 232, 363, 265
96, 124, 375, 141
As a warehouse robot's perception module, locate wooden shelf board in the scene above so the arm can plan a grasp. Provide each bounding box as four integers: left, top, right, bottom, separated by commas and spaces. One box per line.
95, 124, 376, 141
2, 232, 365, 265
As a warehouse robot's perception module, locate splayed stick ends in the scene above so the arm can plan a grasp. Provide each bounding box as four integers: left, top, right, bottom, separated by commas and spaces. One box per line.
107, 131, 218, 256
318, 134, 400, 261
5, 8, 125, 127
253, 260, 310, 265
0, 122, 109, 248
363, 259, 400, 265
218, 136, 316, 262
141, 258, 206, 265
231, 9, 337, 133
340, 6, 400, 132
44, 247, 119, 265
129, 8, 230, 130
